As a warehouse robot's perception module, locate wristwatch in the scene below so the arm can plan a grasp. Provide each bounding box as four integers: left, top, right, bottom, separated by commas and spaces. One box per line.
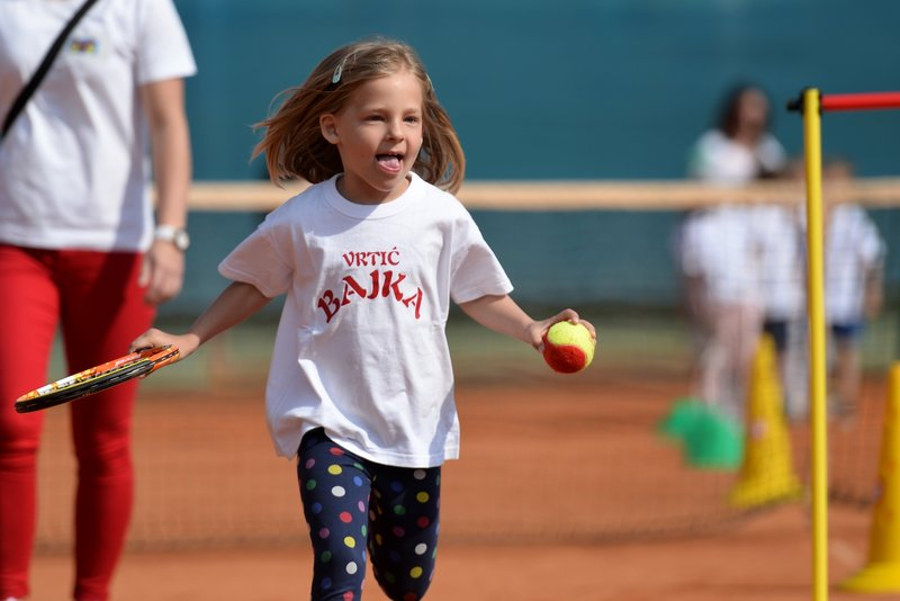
154, 225, 190, 251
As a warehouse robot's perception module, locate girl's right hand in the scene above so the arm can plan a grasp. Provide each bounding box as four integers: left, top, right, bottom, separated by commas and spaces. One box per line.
130, 328, 200, 361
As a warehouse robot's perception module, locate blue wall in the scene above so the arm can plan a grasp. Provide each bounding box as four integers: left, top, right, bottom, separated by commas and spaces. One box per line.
177, 0, 900, 180
163, 0, 900, 316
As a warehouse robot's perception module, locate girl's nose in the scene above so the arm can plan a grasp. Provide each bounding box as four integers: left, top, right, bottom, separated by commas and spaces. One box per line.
386, 119, 404, 140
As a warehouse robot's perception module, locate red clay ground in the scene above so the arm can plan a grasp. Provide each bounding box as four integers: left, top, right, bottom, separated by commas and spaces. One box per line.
29, 375, 884, 600
30, 505, 874, 601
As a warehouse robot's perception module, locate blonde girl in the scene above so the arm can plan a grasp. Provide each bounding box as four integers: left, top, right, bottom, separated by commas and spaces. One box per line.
132, 38, 594, 601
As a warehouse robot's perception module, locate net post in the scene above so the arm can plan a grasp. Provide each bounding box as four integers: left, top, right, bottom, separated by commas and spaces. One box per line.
800, 87, 830, 601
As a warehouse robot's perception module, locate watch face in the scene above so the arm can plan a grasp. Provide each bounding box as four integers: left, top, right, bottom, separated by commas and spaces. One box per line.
173, 230, 190, 251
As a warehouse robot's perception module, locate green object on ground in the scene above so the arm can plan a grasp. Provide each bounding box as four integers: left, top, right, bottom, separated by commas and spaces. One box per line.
683, 408, 744, 471
658, 397, 705, 441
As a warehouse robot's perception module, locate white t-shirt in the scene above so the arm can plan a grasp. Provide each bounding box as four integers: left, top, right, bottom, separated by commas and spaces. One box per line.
678, 206, 762, 306
0, 0, 196, 251
688, 129, 786, 185
825, 205, 884, 324
752, 205, 805, 320
677, 129, 787, 307
219, 173, 514, 467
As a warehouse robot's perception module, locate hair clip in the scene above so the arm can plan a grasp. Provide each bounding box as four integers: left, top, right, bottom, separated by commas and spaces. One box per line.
331, 62, 343, 86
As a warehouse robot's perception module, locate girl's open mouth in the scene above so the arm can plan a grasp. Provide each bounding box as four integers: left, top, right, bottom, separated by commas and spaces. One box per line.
376, 153, 403, 172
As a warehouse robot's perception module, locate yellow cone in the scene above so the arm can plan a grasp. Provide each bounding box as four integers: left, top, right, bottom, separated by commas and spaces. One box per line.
729, 335, 804, 508
841, 362, 900, 593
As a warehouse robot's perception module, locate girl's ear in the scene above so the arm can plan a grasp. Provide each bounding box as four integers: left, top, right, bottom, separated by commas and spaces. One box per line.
320, 114, 339, 144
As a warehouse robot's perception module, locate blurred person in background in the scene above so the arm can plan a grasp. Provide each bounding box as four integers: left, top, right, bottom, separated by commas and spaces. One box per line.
822, 158, 886, 420
754, 158, 807, 420
676, 82, 787, 421
0, 1, 195, 600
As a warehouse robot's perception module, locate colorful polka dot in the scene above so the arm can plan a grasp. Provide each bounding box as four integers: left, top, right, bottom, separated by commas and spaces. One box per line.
328, 464, 343, 475
413, 469, 426, 480
417, 516, 430, 528
361, 525, 367, 537
410, 566, 423, 579
339, 511, 353, 523
305, 479, 317, 491
416, 492, 429, 503
344, 536, 356, 548
305, 458, 316, 469
329, 447, 345, 456
311, 502, 323, 514
321, 550, 332, 563
358, 500, 366, 512
414, 543, 427, 555
392, 526, 406, 537
319, 527, 330, 539
353, 475, 364, 487
332, 486, 346, 497
321, 577, 332, 590
343, 592, 354, 601
390, 481, 404, 493
393, 505, 407, 516
346, 561, 358, 575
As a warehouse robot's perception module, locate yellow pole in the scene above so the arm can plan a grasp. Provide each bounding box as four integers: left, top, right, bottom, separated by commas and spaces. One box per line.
803, 88, 829, 601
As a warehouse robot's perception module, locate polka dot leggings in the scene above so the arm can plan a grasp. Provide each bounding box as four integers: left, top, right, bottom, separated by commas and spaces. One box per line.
297, 428, 440, 601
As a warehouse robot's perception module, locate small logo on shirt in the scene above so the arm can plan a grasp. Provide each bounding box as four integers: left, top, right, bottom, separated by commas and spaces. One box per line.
68, 37, 99, 54
317, 247, 424, 323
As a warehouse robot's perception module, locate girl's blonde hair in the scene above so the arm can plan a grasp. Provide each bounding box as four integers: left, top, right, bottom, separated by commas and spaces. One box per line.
253, 39, 465, 194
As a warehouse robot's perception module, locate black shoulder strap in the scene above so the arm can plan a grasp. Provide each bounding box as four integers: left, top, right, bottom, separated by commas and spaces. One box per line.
1, 0, 100, 141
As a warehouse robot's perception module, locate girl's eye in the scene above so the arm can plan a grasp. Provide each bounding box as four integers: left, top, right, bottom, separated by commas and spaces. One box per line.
405, 116, 420, 124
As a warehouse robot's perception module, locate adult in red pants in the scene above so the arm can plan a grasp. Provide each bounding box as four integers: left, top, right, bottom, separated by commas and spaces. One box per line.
0, 1, 195, 599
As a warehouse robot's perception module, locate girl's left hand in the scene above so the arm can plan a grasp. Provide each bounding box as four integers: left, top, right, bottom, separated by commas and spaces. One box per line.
527, 309, 596, 351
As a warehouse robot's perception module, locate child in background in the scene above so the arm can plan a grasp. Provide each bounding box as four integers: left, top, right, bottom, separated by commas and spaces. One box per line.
678, 206, 764, 421
678, 83, 786, 421
131, 39, 595, 601
823, 158, 885, 419
755, 158, 807, 419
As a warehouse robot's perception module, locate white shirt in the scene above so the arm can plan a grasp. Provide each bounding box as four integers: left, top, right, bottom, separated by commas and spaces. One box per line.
825, 205, 884, 324
753, 205, 805, 320
219, 174, 514, 467
0, 0, 196, 251
677, 129, 787, 307
678, 206, 762, 305
688, 129, 786, 185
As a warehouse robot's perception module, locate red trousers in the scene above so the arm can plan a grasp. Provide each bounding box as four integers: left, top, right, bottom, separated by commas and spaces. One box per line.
0, 245, 155, 601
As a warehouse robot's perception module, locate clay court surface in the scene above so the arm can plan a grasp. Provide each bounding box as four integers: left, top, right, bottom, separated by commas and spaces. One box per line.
29, 365, 883, 600
31, 506, 871, 601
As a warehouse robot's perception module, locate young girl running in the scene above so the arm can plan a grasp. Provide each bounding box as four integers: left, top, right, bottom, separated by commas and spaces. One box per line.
131, 39, 595, 601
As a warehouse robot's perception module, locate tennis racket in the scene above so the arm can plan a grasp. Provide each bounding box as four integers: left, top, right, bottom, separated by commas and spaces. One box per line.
14, 345, 180, 413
